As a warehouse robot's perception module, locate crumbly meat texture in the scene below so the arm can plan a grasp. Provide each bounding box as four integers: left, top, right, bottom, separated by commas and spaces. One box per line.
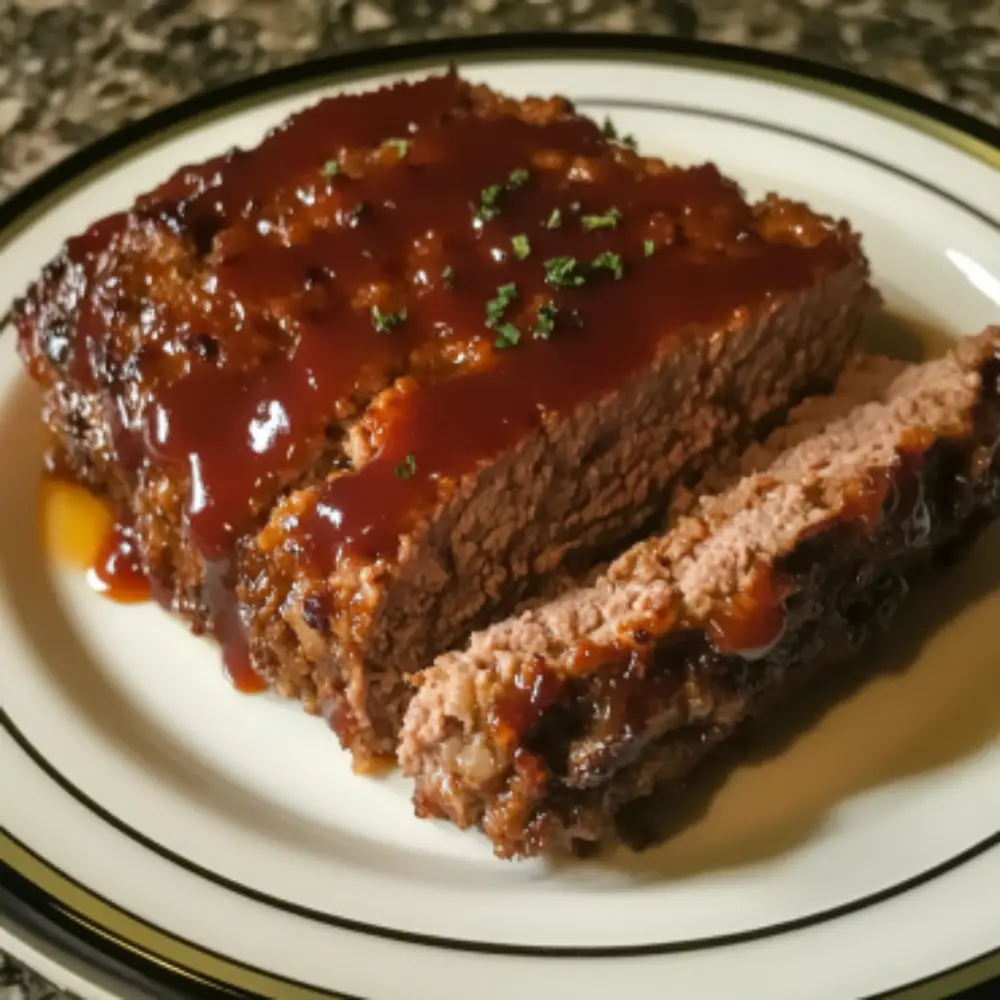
398, 328, 1000, 858
241, 263, 868, 760
13, 70, 871, 763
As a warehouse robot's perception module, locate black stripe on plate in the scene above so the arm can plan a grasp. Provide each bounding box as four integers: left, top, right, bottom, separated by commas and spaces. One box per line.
9, 704, 996, 958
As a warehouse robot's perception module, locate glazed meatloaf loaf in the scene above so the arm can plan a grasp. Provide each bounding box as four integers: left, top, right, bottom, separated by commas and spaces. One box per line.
399, 328, 1000, 857
13, 70, 872, 764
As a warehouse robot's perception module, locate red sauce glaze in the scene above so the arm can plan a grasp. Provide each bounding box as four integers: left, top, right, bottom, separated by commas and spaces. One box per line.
295, 213, 849, 567
489, 657, 565, 745
568, 639, 635, 675
221, 635, 268, 694
26, 72, 855, 679
575, 651, 685, 770
838, 466, 894, 533
86, 523, 151, 603
707, 566, 792, 657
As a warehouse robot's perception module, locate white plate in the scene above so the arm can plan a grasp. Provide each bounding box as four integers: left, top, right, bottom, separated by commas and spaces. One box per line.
2, 35, 999, 1000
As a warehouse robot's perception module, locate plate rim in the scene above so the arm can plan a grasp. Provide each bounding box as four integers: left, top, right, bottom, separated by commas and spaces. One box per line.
6, 832, 1000, 1000
2, 30, 999, 1000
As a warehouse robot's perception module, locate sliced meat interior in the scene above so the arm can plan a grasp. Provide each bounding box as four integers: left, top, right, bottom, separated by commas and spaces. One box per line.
399, 328, 1000, 858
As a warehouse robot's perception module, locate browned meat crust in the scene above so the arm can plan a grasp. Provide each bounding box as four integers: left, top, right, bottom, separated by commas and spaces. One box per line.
399, 329, 1000, 858
12, 70, 871, 763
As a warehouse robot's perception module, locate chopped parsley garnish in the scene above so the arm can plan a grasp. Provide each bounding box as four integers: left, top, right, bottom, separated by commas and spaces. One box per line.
494, 323, 521, 350
476, 170, 531, 222
386, 137, 410, 156
321, 159, 340, 178
591, 251, 625, 280
441, 264, 456, 289
371, 305, 407, 333
581, 206, 623, 231
345, 201, 367, 226
511, 234, 531, 260
544, 256, 586, 289
643, 239, 655, 257
507, 167, 530, 189
395, 454, 418, 479
533, 300, 558, 340
546, 207, 563, 229
600, 118, 637, 149
485, 282, 518, 327
477, 183, 503, 222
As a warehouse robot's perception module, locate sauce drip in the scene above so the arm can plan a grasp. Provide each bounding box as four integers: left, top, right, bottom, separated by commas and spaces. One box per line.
221, 634, 268, 694
707, 566, 791, 657
489, 658, 565, 746
37, 475, 265, 693
37, 476, 149, 603
87, 522, 151, 603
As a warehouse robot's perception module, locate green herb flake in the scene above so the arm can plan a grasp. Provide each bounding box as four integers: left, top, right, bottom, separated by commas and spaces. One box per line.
321, 159, 341, 178
371, 305, 407, 334
581, 207, 623, 231
494, 323, 521, 350
591, 251, 625, 280
476, 183, 503, 222
600, 117, 637, 150
546, 207, 563, 229
533, 300, 558, 340
485, 282, 519, 328
345, 201, 367, 226
395, 454, 418, 479
441, 265, 456, 289
511, 234, 531, 260
507, 167, 530, 189
643, 239, 655, 258
476, 170, 531, 223
386, 137, 410, 157
544, 256, 586, 289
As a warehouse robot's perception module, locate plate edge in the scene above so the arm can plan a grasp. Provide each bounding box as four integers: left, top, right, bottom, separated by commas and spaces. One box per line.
4, 833, 1000, 1000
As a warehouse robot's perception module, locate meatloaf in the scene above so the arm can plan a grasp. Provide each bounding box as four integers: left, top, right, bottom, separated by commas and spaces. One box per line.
12, 69, 872, 765
399, 328, 1000, 858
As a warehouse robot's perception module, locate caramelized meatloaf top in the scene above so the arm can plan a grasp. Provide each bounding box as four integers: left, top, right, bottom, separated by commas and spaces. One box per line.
13, 72, 864, 726
15, 70, 855, 558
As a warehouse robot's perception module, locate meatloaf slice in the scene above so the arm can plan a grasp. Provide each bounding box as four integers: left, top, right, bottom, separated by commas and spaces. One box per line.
241, 259, 867, 763
399, 328, 1000, 858
12, 69, 871, 765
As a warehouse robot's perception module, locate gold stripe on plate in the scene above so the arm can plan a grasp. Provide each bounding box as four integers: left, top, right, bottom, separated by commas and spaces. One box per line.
1, 835, 340, 998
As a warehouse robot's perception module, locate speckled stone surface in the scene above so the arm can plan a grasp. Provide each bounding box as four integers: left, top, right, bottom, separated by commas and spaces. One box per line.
2, 1, 999, 997
1, 0, 999, 199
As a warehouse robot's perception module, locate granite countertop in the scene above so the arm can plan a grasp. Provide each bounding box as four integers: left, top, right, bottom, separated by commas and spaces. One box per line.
1, 0, 999, 198
1, 0, 998, 997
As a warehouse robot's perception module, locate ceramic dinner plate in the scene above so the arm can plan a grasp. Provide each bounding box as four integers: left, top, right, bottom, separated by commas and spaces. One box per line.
2, 34, 999, 1000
